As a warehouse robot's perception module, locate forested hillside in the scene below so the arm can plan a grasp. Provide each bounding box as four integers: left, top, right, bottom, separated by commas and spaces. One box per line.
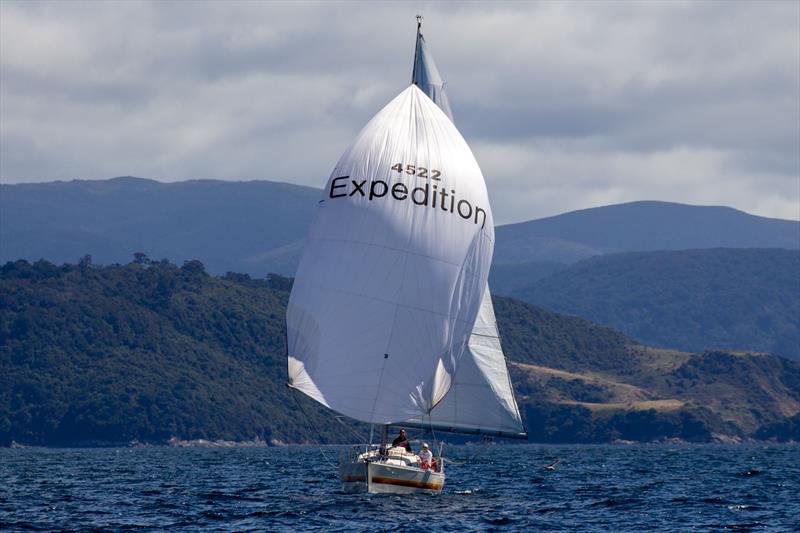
2, 260, 798, 446
0, 258, 351, 446
513, 248, 800, 360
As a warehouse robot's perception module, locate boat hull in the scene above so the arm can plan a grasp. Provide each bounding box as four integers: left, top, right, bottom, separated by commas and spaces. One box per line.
340, 461, 445, 494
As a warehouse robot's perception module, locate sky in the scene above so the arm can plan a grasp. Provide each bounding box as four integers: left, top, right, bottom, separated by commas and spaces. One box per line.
1, 0, 798, 224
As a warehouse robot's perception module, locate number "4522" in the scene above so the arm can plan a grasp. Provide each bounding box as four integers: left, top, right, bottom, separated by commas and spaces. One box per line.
391, 163, 441, 181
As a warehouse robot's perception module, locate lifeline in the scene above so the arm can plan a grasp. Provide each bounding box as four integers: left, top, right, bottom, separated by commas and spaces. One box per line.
329, 175, 487, 228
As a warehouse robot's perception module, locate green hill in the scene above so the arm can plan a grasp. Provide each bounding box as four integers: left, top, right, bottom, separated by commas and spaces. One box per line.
0, 258, 356, 446
2, 259, 798, 446
495, 296, 800, 442
513, 248, 800, 360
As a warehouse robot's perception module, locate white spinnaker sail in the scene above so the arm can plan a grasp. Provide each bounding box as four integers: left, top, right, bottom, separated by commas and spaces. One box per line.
409, 24, 526, 438
287, 84, 494, 425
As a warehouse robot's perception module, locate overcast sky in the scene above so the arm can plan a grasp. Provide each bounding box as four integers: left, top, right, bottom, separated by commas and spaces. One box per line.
1, 1, 798, 224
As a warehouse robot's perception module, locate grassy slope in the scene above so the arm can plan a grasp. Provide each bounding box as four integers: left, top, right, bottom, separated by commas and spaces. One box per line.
494, 296, 800, 440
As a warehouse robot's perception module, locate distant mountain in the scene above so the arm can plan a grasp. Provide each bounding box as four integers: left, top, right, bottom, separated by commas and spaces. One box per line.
3, 180, 797, 277
512, 248, 800, 360
2, 260, 798, 446
494, 201, 799, 265
0, 177, 319, 276
488, 260, 566, 295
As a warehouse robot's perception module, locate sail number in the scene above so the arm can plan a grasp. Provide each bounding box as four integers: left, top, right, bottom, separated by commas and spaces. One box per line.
391, 163, 441, 181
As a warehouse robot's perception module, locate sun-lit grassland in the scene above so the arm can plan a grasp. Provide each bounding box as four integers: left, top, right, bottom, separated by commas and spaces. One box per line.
494, 295, 799, 441
1, 258, 798, 446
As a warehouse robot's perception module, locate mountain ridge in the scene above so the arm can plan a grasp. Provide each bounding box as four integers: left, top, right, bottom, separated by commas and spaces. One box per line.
493, 200, 799, 264
3, 177, 797, 276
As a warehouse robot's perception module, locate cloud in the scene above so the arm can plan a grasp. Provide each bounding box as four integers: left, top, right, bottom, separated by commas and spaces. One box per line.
1, 0, 798, 223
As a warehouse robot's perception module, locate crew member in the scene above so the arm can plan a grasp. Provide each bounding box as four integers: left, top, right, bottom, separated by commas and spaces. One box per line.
419, 443, 433, 469
391, 428, 411, 452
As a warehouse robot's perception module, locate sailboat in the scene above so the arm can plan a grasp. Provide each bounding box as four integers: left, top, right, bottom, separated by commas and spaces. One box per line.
286, 17, 526, 495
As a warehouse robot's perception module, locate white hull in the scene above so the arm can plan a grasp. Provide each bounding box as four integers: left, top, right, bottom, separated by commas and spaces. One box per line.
340, 460, 445, 494
339, 448, 444, 494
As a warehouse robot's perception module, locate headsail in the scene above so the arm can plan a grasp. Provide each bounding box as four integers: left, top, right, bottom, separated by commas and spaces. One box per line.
408, 20, 526, 438
405, 285, 525, 437
412, 16, 454, 122
286, 83, 494, 425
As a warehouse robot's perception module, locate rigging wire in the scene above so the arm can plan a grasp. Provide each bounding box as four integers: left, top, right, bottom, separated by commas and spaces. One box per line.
290, 389, 338, 470
333, 415, 370, 445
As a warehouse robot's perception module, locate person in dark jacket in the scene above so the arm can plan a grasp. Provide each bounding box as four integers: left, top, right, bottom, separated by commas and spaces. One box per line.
391, 429, 411, 452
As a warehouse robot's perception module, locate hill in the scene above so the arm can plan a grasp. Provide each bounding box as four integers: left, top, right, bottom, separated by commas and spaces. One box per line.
0, 177, 319, 276
488, 260, 566, 295
493, 200, 799, 265
512, 248, 800, 360
2, 260, 798, 446
0, 258, 355, 446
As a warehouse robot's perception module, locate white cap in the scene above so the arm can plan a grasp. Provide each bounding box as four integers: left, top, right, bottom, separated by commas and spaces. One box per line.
422, 443, 429, 448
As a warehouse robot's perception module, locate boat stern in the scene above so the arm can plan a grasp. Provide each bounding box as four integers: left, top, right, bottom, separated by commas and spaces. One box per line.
339, 460, 369, 493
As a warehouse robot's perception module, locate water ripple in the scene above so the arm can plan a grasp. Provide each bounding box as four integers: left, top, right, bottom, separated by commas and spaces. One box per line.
1, 444, 798, 531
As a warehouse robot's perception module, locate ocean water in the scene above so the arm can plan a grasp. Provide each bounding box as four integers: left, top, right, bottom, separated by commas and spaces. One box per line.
0, 444, 797, 531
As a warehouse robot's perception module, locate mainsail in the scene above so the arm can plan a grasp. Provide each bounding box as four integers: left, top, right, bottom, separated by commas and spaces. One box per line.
406, 21, 526, 438
286, 83, 495, 424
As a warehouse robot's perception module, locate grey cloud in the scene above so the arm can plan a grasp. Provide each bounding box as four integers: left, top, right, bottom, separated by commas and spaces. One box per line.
1, 0, 797, 223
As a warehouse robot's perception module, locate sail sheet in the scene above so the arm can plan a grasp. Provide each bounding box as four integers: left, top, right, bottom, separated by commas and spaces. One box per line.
409, 24, 526, 438
287, 84, 494, 425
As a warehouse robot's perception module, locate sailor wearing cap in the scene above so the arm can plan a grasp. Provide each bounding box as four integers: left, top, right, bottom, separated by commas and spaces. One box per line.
419, 442, 433, 469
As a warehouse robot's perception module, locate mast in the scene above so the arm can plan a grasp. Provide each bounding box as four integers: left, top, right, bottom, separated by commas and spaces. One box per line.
411, 15, 422, 84
411, 16, 454, 121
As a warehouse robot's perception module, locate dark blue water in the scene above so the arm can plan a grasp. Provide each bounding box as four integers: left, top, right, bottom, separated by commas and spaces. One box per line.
1, 444, 797, 531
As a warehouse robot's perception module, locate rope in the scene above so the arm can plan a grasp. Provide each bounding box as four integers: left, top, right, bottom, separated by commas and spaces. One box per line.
290, 391, 338, 469
333, 415, 369, 444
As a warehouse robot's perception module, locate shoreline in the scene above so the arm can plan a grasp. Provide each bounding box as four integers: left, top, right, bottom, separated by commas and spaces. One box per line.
4, 438, 797, 449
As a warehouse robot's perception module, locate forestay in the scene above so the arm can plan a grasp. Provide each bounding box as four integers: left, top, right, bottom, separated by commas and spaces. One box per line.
286, 84, 494, 425
407, 22, 526, 438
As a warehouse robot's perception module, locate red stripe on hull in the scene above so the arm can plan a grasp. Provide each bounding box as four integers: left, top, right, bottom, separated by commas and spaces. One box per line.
371, 476, 443, 490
